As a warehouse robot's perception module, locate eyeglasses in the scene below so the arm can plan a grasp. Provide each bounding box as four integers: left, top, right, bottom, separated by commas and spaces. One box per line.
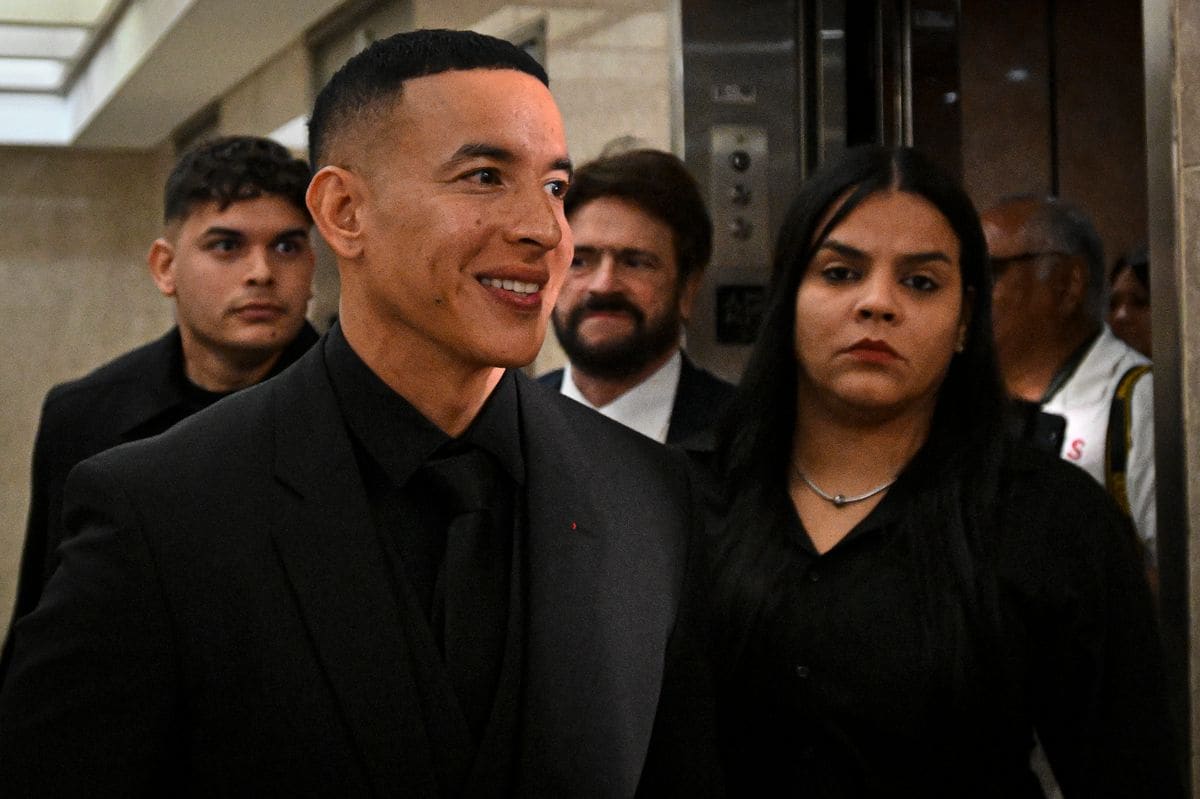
988, 250, 1072, 278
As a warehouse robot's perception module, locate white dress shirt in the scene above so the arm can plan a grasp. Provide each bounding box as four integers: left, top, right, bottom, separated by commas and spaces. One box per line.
559, 351, 682, 444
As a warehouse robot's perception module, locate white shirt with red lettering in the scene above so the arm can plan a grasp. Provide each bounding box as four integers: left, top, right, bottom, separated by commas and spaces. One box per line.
1041, 325, 1155, 565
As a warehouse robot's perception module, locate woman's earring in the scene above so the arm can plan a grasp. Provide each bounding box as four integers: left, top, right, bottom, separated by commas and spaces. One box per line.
955, 334, 966, 353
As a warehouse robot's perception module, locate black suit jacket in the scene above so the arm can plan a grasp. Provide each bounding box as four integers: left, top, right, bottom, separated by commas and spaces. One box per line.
539, 352, 735, 448
7, 323, 318, 634
0, 337, 692, 797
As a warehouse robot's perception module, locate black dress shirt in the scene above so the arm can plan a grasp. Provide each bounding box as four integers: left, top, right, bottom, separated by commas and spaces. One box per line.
323, 325, 523, 616
323, 325, 525, 790
644, 445, 1183, 797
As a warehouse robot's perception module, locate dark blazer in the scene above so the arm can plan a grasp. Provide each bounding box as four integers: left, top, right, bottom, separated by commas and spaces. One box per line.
0, 338, 693, 797
2, 324, 319, 688
539, 351, 735, 448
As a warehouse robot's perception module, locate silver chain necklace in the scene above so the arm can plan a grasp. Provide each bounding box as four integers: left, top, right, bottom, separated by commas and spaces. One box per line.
796, 470, 896, 508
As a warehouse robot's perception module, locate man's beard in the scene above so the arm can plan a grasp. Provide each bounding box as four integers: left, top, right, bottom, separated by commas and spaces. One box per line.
552, 293, 681, 381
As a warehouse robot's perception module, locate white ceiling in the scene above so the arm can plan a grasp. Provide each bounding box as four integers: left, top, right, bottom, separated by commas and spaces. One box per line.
0, 0, 347, 147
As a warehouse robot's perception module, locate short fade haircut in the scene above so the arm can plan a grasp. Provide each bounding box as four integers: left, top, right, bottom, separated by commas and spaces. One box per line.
564, 149, 713, 282
163, 135, 311, 224
308, 28, 549, 170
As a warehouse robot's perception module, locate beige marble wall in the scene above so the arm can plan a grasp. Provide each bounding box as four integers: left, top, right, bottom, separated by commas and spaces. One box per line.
1174, 0, 1200, 784
1146, 0, 1200, 785
0, 146, 171, 632
1180, 167, 1200, 788
220, 41, 314, 144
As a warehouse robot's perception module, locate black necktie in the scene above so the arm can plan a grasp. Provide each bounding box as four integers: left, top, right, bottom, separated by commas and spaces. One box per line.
416, 444, 509, 742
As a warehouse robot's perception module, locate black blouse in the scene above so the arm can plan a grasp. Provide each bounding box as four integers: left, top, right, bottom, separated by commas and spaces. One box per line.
640, 445, 1183, 797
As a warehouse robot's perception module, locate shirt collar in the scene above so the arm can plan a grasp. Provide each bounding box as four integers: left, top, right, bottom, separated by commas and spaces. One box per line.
167, 321, 319, 409
461, 367, 524, 485
560, 350, 682, 444
1041, 324, 1150, 411
324, 323, 524, 487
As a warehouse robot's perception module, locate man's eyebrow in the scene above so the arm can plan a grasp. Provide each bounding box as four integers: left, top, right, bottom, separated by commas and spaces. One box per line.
617, 247, 658, 260
201, 227, 310, 241
552, 157, 574, 179
201, 227, 246, 239
445, 144, 574, 178
450, 143, 515, 164
572, 245, 659, 261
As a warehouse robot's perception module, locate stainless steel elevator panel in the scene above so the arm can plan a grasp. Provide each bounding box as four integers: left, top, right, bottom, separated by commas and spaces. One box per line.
700, 124, 773, 353
709, 124, 772, 270
681, 0, 803, 382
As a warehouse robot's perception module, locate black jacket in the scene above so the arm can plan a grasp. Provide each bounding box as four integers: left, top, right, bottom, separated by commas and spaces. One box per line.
5, 323, 318, 647
0, 335, 693, 797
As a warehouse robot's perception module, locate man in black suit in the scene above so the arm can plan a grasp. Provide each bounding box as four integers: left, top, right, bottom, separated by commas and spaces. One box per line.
0, 29, 693, 797
1, 135, 318, 679
541, 148, 734, 447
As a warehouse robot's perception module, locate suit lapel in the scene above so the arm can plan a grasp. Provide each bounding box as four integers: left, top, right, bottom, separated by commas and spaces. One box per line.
516, 375, 680, 797
667, 354, 717, 447
113, 330, 186, 441
267, 345, 439, 796
667, 355, 733, 451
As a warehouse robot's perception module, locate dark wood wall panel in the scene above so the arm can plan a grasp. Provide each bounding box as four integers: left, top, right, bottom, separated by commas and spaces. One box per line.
959, 0, 1054, 210
957, 0, 1146, 266
1053, 0, 1147, 264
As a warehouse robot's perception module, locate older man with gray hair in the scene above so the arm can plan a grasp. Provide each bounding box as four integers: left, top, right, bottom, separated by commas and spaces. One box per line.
982, 195, 1156, 580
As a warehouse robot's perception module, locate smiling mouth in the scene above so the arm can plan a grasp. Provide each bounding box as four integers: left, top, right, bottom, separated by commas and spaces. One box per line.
480, 277, 540, 296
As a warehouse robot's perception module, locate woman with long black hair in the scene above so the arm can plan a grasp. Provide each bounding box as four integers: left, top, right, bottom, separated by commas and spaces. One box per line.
640, 146, 1180, 797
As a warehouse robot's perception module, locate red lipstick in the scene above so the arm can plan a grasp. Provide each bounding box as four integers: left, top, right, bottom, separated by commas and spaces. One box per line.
844, 338, 900, 362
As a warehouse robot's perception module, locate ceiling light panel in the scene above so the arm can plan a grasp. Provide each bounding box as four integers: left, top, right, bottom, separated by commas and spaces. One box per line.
0, 57, 67, 91
0, 0, 116, 27
0, 25, 89, 59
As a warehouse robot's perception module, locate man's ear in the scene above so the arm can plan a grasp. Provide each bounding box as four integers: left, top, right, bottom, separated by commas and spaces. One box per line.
147, 238, 177, 298
1058, 255, 1089, 314
307, 165, 366, 260
677, 268, 705, 325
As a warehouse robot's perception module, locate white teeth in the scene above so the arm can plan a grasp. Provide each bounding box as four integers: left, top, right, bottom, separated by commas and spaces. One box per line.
481, 277, 539, 295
